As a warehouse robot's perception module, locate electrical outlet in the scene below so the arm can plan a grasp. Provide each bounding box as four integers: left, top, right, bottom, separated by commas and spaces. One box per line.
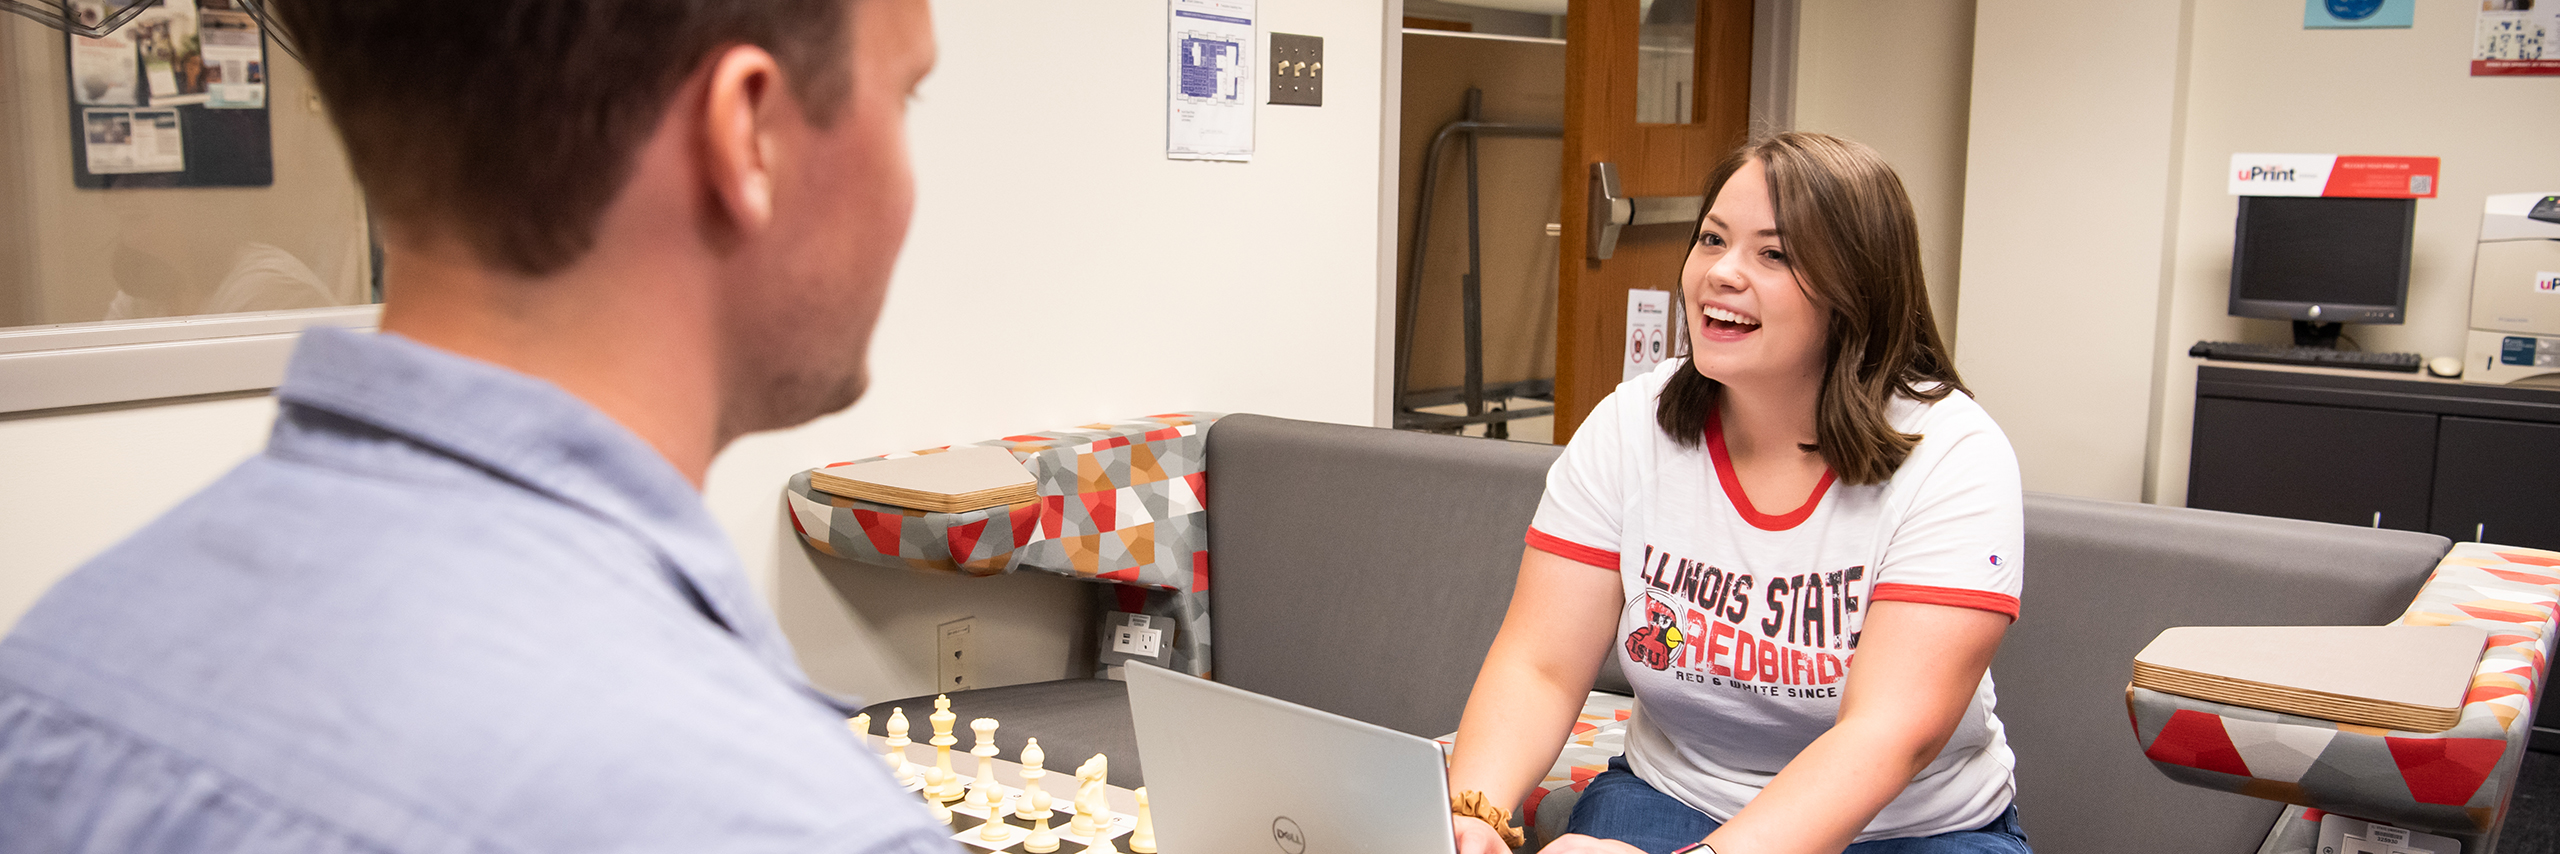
1269, 33, 1323, 106
937, 617, 975, 691
1111, 624, 1163, 658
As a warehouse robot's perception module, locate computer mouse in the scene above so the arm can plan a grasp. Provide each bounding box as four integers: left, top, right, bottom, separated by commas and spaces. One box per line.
2426, 356, 2463, 378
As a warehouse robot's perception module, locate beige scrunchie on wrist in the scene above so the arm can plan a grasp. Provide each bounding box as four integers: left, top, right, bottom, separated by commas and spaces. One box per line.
1450, 790, 1527, 847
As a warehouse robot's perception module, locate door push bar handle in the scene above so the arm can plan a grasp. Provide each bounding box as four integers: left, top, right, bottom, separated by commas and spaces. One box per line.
1586, 162, 1705, 261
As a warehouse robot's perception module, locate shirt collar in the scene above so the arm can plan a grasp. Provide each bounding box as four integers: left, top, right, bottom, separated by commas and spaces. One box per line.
271, 327, 841, 709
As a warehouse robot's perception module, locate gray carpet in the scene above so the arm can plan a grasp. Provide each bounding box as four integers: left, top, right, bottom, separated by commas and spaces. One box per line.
2507, 749, 2560, 854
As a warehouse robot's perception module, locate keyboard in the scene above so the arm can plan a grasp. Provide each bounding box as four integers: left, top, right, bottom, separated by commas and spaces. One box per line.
2188, 341, 2422, 373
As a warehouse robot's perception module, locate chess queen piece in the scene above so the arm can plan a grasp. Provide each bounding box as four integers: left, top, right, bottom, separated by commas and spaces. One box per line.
965, 718, 1001, 810
1129, 786, 1156, 853
884, 707, 919, 786
1069, 754, 1109, 838
1015, 738, 1049, 821
927, 695, 965, 803
1022, 788, 1060, 853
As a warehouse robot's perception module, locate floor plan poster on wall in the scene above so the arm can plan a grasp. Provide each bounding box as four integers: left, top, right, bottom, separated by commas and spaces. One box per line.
2474, 2, 2560, 76
1166, 0, 1254, 162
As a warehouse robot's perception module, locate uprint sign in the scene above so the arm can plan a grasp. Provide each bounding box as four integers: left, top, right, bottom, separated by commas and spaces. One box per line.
2229, 153, 2439, 198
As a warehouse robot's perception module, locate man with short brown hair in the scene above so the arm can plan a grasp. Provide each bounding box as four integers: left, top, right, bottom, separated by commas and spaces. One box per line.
0, 2, 951, 851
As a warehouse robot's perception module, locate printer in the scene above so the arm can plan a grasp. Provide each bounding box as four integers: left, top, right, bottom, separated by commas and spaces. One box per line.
2462, 193, 2560, 386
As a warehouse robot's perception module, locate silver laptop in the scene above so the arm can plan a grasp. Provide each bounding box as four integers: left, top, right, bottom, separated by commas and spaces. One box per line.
1126, 661, 1457, 854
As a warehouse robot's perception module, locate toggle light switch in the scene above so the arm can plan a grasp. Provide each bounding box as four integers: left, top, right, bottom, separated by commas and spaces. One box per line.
1268, 32, 1323, 106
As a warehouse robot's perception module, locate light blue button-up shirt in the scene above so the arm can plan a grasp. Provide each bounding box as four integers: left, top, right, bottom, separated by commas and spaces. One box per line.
0, 328, 952, 853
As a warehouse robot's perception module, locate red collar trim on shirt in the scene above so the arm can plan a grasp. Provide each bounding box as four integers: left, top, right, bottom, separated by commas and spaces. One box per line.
1705, 406, 1835, 532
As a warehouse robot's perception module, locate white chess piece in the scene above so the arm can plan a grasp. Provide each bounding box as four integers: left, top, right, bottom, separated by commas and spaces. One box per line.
927, 696, 964, 803
1069, 754, 1109, 838
1129, 786, 1156, 853
979, 791, 1014, 844
884, 707, 918, 786
1015, 738, 1049, 820
848, 712, 869, 743
1023, 788, 1060, 853
966, 717, 1001, 810
924, 789, 952, 827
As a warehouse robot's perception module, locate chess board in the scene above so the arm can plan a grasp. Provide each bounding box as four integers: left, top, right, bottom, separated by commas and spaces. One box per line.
860, 730, 1154, 853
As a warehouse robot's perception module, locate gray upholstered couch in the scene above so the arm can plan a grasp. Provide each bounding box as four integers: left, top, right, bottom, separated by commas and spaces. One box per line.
860, 413, 2454, 852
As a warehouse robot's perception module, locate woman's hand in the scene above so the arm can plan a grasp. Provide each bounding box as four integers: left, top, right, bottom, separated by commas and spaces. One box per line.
1453, 815, 1515, 854
1538, 833, 1650, 854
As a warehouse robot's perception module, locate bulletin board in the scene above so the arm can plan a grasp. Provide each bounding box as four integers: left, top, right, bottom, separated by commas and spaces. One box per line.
60, 0, 273, 189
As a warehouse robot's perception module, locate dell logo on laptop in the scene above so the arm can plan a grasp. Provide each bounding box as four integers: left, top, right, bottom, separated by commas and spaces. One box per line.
1272, 816, 1307, 853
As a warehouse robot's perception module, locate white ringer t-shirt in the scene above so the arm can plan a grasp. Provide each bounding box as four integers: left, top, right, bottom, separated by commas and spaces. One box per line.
1526, 361, 2024, 842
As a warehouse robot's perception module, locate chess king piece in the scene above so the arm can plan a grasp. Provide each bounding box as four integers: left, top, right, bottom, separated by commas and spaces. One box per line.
1015, 737, 1049, 821
928, 695, 964, 803
1129, 786, 1156, 853
1069, 754, 1109, 838
965, 717, 1001, 810
1023, 788, 1059, 853
884, 707, 918, 786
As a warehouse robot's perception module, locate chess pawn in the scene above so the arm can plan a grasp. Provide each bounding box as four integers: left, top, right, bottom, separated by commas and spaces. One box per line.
1129, 786, 1156, 853
1015, 738, 1048, 820
1023, 789, 1060, 853
927, 695, 964, 803
924, 790, 952, 827
847, 712, 870, 743
965, 717, 1001, 810
978, 792, 1013, 844
884, 707, 918, 786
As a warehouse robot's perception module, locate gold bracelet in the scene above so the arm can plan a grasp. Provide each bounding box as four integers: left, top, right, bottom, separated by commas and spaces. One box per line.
1450, 790, 1527, 847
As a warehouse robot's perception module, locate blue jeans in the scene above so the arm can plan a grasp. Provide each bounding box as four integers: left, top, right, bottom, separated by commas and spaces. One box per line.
1564, 757, 2033, 854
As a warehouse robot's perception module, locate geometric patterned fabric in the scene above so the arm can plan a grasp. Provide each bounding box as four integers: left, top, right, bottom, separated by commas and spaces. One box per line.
782, 413, 1222, 675
2129, 542, 2560, 845
1435, 691, 1635, 851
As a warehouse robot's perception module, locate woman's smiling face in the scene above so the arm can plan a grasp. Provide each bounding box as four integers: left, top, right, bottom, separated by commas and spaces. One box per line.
1681, 158, 1830, 392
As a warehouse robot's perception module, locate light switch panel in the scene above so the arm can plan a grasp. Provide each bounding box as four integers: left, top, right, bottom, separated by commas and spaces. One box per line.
1269, 33, 1323, 106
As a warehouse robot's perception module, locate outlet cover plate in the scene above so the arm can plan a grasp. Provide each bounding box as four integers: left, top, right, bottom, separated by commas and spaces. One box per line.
1270, 32, 1322, 106
937, 617, 975, 691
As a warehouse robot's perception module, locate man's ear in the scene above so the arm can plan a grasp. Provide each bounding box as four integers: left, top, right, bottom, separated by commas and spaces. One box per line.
701, 45, 786, 233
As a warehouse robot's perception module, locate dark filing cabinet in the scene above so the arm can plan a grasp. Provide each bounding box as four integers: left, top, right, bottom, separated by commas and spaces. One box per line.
2188, 364, 2560, 550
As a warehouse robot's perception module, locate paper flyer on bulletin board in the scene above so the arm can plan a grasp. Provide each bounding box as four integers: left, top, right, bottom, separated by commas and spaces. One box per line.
1166, 0, 1255, 162
2474, 2, 2560, 76
62, 0, 274, 188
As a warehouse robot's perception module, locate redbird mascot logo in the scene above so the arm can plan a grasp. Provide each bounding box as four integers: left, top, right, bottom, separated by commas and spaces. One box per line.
1624, 591, 1685, 671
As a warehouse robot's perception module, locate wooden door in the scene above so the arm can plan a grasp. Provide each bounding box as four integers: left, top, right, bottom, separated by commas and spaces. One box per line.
1553, 0, 1753, 441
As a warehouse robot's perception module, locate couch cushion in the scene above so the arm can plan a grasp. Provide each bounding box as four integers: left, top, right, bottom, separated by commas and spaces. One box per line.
1208, 414, 1566, 738
1995, 493, 2448, 854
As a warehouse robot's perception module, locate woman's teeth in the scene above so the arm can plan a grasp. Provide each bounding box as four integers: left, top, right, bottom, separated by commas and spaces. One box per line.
1701, 306, 1760, 328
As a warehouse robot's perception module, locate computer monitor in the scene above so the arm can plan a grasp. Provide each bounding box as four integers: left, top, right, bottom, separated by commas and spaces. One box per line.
2229, 195, 2415, 347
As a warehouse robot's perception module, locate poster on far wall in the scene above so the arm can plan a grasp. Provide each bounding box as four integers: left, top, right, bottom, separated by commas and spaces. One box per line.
2305, 0, 2413, 29
2474, 1, 2560, 76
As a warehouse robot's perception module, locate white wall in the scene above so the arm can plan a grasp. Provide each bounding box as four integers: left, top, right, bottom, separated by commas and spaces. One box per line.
0, 0, 1397, 707
2146, 2, 2560, 506
1789, 0, 1976, 347
1952, 0, 2193, 502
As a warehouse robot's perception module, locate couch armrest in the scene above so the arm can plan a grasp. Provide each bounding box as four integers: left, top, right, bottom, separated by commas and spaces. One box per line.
2129, 543, 2560, 841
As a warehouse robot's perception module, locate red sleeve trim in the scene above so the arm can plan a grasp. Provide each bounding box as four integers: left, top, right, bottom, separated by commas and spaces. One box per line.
1525, 527, 1620, 571
1870, 583, 2020, 620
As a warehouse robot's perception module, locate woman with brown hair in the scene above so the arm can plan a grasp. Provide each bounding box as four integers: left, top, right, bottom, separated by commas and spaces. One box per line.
1445, 133, 2031, 854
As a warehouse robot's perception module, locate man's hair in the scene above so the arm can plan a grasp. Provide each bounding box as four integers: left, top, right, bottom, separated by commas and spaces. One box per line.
270, 0, 856, 276
1655, 132, 1966, 485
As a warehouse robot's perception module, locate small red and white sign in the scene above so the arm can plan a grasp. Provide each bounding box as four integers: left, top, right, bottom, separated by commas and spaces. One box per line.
2229, 154, 2439, 199
2538, 271, 2560, 294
